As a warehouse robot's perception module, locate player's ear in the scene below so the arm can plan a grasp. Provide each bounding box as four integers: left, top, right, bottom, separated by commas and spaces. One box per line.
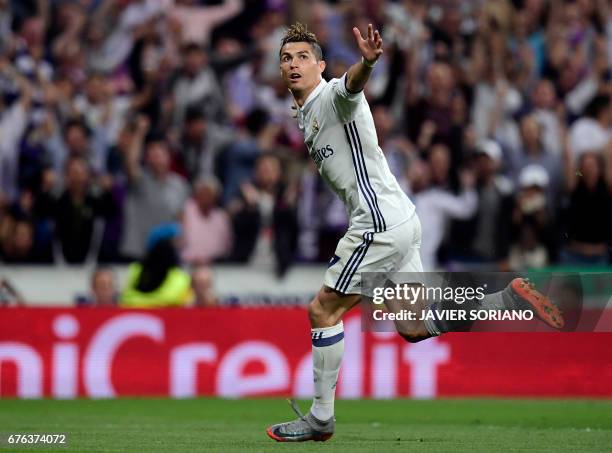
318, 59, 326, 73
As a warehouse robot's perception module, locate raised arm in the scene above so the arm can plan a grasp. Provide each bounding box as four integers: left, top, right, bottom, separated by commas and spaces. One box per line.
561, 124, 577, 193
345, 23, 383, 94
124, 116, 150, 183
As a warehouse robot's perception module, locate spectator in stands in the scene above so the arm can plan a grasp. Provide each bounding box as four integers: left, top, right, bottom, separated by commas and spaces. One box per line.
0, 217, 38, 263
17, 119, 55, 197
568, 95, 611, 159
171, 42, 225, 129
46, 118, 107, 178
0, 59, 32, 201
181, 176, 232, 265
471, 50, 523, 152
413, 144, 478, 270
510, 114, 562, 204
75, 267, 118, 306
119, 116, 189, 260
97, 119, 135, 263
228, 153, 298, 277
295, 162, 320, 262
562, 148, 612, 265
372, 103, 414, 181
2, 187, 54, 263
39, 156, 115, 264
296, 161, 348, 262
0, 2, 13, 55
509, 164, 555, 270
450, 140, 514, 268
176, 106, 232, 183
13, 15, 52, 82
530, 79, 563, 156
404, 62, 456, 150
220, 108, 275, 204
251, 79, 296, 150
72, 73, 132, 149
105, 118, 133, 180
121, 234, 191, 308
168, 0, 244, 47
84, 0, 165, 75
191, 265, 217, 307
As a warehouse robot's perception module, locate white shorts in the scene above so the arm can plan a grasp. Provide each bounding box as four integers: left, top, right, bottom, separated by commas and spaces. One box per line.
324, 212, 424, 296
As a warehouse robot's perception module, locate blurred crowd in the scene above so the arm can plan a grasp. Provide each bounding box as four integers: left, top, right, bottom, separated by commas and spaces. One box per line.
1, 0, 611, 282
73, 260, 218, 307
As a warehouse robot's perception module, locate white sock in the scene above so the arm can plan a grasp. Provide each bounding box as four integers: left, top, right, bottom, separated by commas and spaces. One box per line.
310, 321, 344, 421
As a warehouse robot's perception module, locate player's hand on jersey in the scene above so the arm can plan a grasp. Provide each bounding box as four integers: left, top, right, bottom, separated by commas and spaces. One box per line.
352, 23, 383, 65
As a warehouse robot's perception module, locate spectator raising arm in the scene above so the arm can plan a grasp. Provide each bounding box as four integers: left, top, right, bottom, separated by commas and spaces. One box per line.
123, 115, 150, 183
0, 59, 33, 200
562, 126, 577, 193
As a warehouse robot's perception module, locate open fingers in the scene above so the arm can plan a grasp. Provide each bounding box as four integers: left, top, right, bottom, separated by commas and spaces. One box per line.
374, 29, 382, 48
352, 26, 363, 42
367, 23, 374, 41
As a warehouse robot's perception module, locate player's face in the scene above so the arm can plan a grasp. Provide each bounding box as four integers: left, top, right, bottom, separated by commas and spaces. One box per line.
280, 42, 325, 95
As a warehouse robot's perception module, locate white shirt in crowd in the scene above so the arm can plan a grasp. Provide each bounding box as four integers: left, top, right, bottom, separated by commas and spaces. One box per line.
414, 187, 477, 270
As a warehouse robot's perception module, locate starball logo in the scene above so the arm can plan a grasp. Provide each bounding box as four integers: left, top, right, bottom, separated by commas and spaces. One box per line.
312, 117, 320, 133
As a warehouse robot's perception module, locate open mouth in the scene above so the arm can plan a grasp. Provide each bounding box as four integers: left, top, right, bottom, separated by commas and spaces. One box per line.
289, 73, 302, 82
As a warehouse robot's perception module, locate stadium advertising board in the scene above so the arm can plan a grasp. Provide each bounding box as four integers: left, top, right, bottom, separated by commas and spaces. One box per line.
1, 308, 612, 399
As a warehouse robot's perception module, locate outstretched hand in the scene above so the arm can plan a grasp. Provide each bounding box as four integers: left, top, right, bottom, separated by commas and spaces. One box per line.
352, 23, 383, 65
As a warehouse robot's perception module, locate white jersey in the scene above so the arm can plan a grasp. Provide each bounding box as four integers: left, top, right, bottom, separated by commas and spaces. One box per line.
296, 75, 415, 233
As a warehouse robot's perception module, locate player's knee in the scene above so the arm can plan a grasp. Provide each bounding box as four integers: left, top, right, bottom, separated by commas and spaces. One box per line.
308, 291, 342, 328
308, 299, 334, 327
308, 299, 321, 325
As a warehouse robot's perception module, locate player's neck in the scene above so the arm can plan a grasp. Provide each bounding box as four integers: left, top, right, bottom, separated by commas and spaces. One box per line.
292, 78, 321, 107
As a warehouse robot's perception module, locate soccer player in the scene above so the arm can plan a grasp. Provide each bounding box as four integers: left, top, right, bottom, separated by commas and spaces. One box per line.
266, 22, 563, 443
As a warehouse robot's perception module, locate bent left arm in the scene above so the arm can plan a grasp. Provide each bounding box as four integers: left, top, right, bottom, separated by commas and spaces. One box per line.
345, 23, 383, 93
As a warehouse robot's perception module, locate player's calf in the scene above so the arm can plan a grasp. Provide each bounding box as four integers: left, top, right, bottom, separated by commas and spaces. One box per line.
396, 326, 431, 343
308, 287, 359, 328
381, 281, 431, 343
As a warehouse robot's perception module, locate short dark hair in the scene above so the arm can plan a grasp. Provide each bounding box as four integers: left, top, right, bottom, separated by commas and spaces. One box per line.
245, 108, 269, 135
63, 118, 91, 138
584, 94, 610, 119
185, 105, 205, 123
144, 130, 168, 147
280, 22, 323, 61
183, 42, 203, 55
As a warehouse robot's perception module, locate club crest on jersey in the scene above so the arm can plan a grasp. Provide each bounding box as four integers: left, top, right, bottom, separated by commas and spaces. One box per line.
312, 117, 320, 133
